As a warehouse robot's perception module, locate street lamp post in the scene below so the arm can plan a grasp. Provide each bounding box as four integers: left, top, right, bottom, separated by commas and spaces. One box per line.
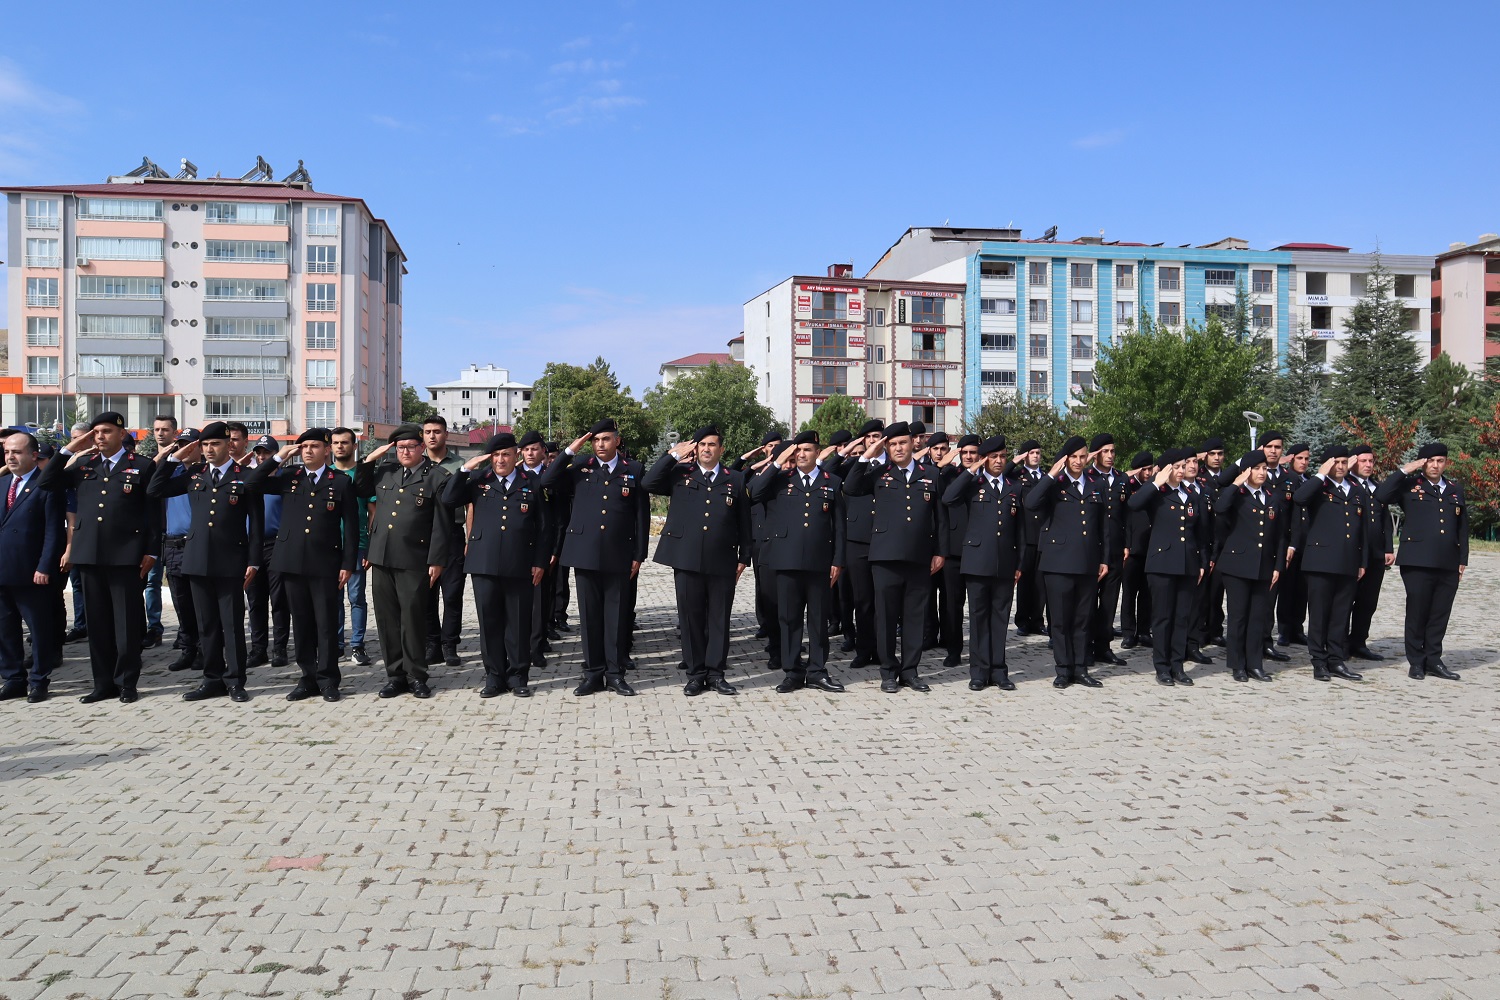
1243, 410, 1264, 450
258, 340, 274, 435
92, 358, 109, 417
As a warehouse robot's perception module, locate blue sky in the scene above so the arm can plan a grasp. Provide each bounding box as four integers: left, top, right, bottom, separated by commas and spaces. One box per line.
3, 0, 1497, 397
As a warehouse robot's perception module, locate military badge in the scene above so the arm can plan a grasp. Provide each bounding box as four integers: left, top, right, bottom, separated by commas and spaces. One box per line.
726, 495, 733, 506
1186, 504, 1194, 516
822, 501, 830, 512
123, 482, 133, 494
621, 487, 631, 497
1268, 509, 1276, 520
520, 503, 529, 513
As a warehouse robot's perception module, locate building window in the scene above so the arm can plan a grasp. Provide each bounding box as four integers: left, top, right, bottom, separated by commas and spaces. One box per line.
811, 327, 847, 357
913, 369, 945, 394
306, 206, 340, 236
461, 389, 471, 399
1116, 300, 1135, 325
811, 366, 847, 395
25, 238, 60, 267
26, 317, 59, 347
489, 407, 497, 416
307, 245, 338, 273
76, 237, 162, 262
1115, 264, 1134, 290
1304, 272, 1328, 295
873, 345, 886, 363
980, 298, 1015, 315
307, 283, 337, 311
79, 354, 164, 378
1028, 299, 1048, 324
205, 395, 287, 419
1070, 263, 1093, 289
913, 330, 945, 360
78, 276, 163, 300
306, 321, 337, 349
306, 401, 337, 426
811, 291, 847, 320
1158, 266, 1181, 291
1205, 268, 1236, 287
1028, 262, 1048, 286
980, 261, 1015, 279
911, 297, 945, 324
23, 198, 60, 229
874, 381, 886, 399
16, 394, 66, 426
205, 240, 289, 263
1071, 300, 1094, 324
1394, 274, 1417, 297
868, 307, 886, 326
306, 360, 338, 387
206, 318, 286, 341
980, 333, 1017, 351
1070, 371, 1094, 392
1252, 269, 1273, 293
980, 370, 1017, 388
206, 202, 287, 224
1028, 370, 1049, 398
205, 355, 287, 378
26, 356, 59, 386
1071, 335, 1094, 360
77, 198, 162, 221
1029, 333, 1049, 358
205, 278, 287, 301
78, 315, 163, 338
1206, 303, 1236, 323
1253, 304, 1273, 329
1158, 301, 1182, 326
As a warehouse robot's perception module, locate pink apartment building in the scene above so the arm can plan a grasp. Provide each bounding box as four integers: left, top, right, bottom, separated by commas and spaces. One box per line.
3, 158, 405, 436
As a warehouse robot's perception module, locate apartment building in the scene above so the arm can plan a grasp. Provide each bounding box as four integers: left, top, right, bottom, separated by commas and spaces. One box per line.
3, 157, 405, 435
1431, 233, 1500, 373
426, 364, 532, 430
744, 265, 966, 431
1276, 243, 1433, 372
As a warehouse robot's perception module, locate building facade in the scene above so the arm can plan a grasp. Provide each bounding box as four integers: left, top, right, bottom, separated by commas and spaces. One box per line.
1277, 244, 1433, 373
744, 265, 967, 431
3, 162, 405, 436
1431, 233, 1500, 373
425, 364, 532, 430
658, 352, 734, 386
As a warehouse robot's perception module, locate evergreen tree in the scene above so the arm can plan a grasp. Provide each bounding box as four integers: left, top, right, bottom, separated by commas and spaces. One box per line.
966, 393, 1079, 458
641, 362, 777, 458
798, 393, 867, 441
1326, 254, 1423, 422
1265, 327, 1329, 429
1288, 395, 1341, 456
1418, 351, 1484, 449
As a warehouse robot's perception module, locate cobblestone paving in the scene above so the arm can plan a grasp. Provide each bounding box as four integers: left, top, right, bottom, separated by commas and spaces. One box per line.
3, 545, 1499, 999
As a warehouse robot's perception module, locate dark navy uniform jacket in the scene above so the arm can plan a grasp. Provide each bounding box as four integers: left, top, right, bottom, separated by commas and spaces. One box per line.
0, 468, 65, 585
38, 449, 161, 567
147, 459, 264, 578
749, 464, 846, 573
1127, 481, 1211, 577
1292, 475, 1378, 577
1375, 472, 1468, 571
442, 466, 553, 579
1023, 471, 1115, 575
842, 458, 945, 565
942, 469, 1024, 579
645, 455, 751, 576
242, 460, 360, 576
1212, 482, 1288, 582
539, 451, 649, 575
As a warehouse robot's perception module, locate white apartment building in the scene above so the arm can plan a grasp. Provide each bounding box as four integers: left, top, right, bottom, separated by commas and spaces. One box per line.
426, 364, 532, 429
1276, 243, 1433, 373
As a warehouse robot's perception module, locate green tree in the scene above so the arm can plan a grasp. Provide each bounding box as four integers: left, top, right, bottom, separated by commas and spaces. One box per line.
400, 383, 437, 424
1288, 394, 1341, 456
798, 393, 867, 442
1265, 327, 1329, 429
1326, 254, 1423, 422
642, 363, 777, 458
515, 358, 657, 458
1076, 314, 1263, 457
1417, 351, 1484, 449
966, 392, 1080, 458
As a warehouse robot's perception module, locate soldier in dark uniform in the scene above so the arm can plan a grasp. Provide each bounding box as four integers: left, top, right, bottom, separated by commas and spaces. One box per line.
1345, 445, 1393, 660
942, 434, 1023, 691
1375, 443, 1466, 680
517, 430, 556, 671
1249, 431, 1292, 664
1214, 450, 1285, 682
1024, 436, 1112, 689
1128, 448, 1211, 686
1011, 439, 1048, 636
38, 412, 161, 703
733, 431, 782, 664
1276, 441, 1312, 647
1119, 451, 1155, 649
1085, 433, 1129, 667
242, 429, 360, 701
539, 419, 649, 696
443, 432, 553, 698
147, 421, 263, 703
832, 419, 885, 669
1196, 437, 1230, 646
646, 426, 752, 696
934, 433, 978, 668
824, 428, 853, 641
0, 429, 66, 703
356, 425, 454, 699
1293, 445, 1376, 681
750, 431, 847, 693
843, 421, 945, 693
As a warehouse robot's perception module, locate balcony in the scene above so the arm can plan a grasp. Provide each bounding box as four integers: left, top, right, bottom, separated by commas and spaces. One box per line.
1205, 277, 1237, 288
24, 255, 61, 268
307, 300, 338, 312
25, 373, 60, 387
77, 298, 165, 317
24, 215, 60, 230
1253, 282, 1273, 293
307, 223, 339, 236
76, 336, 166, 354
306, 261, 338, 274
1159, 279, 1181, 291
79, 374, 165, 394
911, 350, 945, 361
1158, 314, 1183, 327
79, 290, 162, 301
1071, 345, 1094, 360
204, 292, 288, 302
26, 294, 59, 308
1116, 278, 1135, 291
202, 375, 291, 395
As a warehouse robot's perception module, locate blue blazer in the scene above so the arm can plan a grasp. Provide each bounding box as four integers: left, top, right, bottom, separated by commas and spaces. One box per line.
0, 469, 67, 585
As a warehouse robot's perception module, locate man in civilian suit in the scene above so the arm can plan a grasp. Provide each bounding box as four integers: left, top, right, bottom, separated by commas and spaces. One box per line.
0, 431, 66, 702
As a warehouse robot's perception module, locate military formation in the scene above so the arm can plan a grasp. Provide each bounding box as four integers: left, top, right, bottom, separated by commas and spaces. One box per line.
0, 411, 1473, 705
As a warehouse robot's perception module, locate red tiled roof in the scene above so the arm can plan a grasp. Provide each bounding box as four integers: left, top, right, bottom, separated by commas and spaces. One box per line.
1273, 242, 1350, 251
662, 353, 734, 368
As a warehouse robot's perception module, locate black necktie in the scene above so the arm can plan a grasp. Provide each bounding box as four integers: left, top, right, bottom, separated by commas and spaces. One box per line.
802, 474, 811, 489
212, 468, 222, 486
1252, 489, 1262, 505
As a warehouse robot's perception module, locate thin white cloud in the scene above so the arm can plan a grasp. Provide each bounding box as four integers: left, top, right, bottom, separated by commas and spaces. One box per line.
1072, 128, 1127, 150
0, 58, 82, 114
560, 36, 592, 51
0, 59, 83, 177
369, 114, 416, 131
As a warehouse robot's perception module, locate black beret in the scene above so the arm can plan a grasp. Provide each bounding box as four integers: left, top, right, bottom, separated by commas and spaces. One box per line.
1089, 433, 1113, 451
828, 429, 853, 447
1350, 444, 1374, 458
957, 434, 981, 450
760, 429, 783, 445
545, 441, 561, 452
1130, 451, 1154, 469
1240, 449, 1267, 468
199, 421, 229, 441
792, 430, 819, 446
1286, 442, 1310, 456
1058, 435, 1087, 459
589, 418, 618, 436
979, 434, 1007, 456
909, 421, 927, 436
90, 411, 126, 429
857, 419, 885, 436
486, 432, 518, 451
1017, 439, 1040, 453
1157, 447, 1181, 465
694, 426, 723, 443
298, 428, 332, 445
883, 421, 912, 440
38, 444, 56, 460
926, 431, 949, 447
1418, 442, 1448, 459
175, 428, 201, 444
253, 434, 278, 452
1259, 430, 1285, 446
1320, 444, 1349, 461
517, 430, 544, 448
1201, 436, 1225, 451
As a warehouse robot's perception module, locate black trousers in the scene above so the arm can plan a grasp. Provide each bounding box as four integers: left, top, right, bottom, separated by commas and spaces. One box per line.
1224, 575, 1273, 678
247, 540, 289, 655
1204, 564, 1226, 640
1147, 572, 1195, 679
844, 540, 877, 659
426, 546, 466, 650
80, 564, 146, 693
753, 557, 780, 663
371, 565, 431, 684
1399, 566, 1460, 672
161, 540, 198, 653
924, 574, 940, 646
473, 573, 533, 688
189, 576, 247, 686
1043, 572, 1094, 679
1093, 560, 1123, 655
552, 565, 571, 625
1015, 545, 1047, 632
1348, 564, 1385, 647
1275, 557, 1307, 641
1120, 551, 1151, 640
531, 560, 557, 659
621, 572, 638, 656
837, 571, 855, 636
280, 570, 342, 691
826, 569, 845, 634
871, 560, 931, 682
965, 575, 1014, 685
674, 569, 736, 682
938, 560, 965, 657
0, 583, 56, 688
776, 569, 832, 681
1185, 568, 1210, 653
1304, 570, 1358, 671
574, 568, 627, 682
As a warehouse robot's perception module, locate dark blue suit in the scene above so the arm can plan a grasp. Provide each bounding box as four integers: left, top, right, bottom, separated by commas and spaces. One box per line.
0, 467, 67, 689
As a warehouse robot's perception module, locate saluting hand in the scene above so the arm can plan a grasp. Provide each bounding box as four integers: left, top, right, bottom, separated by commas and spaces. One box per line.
1403, 458, 1425, 474
818, 444, 839, 463
569, 433, 592, 454
64, 429, 95, 454
462, 453, 489, 471
1233, 465, 1252, 486
1318, 457, 1337, 477
672, 441, 696, 461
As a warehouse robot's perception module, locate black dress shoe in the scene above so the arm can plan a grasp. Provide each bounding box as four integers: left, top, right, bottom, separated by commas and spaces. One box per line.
574, 678, 604, 696
351, 645, 372, 666
141, 630, 163, 649
555, 620, 572, 632
1157, 675, 1175, 686
968, 680, 987, 692
840, 637, 856, 652
1408, 665, 1424, 680
1120, 637, 1138, 649
1075, 672, 1103, 688
26, 686, 49, 703
246, 649, 269, 669
775, 678, 801, 693
411, 681, 434, 699
1428, 665, 1461, 680
1263, 646, 1291, 662
1328, 664, 1363, 681
943, 652, 961, 668
0, 683, 26, 701
1053, 676, 1071, 689
322, 689, 342, 702
512, 685, 533, 698
849, 653, 873, 669
480, 681, 507, 698
1095, 651, 1127, 666
80, 688, 118, 704
1313, 666, 1331, 681
901, 679, 931, 692
1186, 651, 1214, 664
118, 689, 139, 703
880, 679, 899, 693
1350, 646, 1385, 661
712, 679, 739, 695
184, 683, 228, 702
228, 685, 250, 703
1171, 674, 1194, 686
605, 679, 637, 696
425, 647, 443, 665
167, 650, 198, 672
546, 628, 562, 642
379, 680, 410, 698
1207, 634, 1225, 647
286, 685, 317, 702
64, 627, 88, 643
996, 677, 1016, 691
1112, 627, 1123, 638
753, 627, 769, 640
538, 640, 553, 654
443, 646, 462, 667
1249, 667, 1272, 681
271, 653, 289, 668
684, 679, 708, 696
807, 676, 844, 692
621, 657, 637, 672
1139, 632, 1152, 643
